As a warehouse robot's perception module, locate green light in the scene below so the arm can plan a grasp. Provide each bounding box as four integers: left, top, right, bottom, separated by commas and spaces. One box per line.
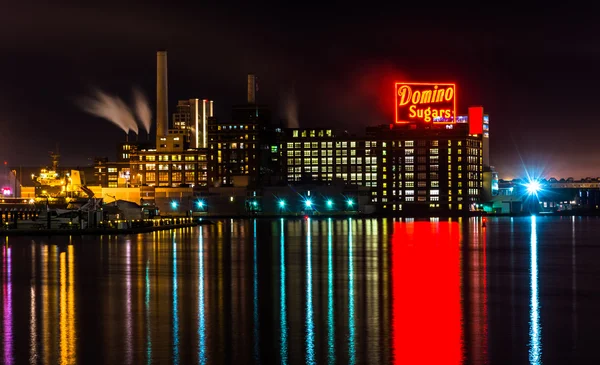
279, 200, 286, 208
197, 201, 205, 209
252, 201, 258, 207
305, 199, 312, 208
347, 199, 354, 207
171, 201, 178, 209
326, 199, 333, 208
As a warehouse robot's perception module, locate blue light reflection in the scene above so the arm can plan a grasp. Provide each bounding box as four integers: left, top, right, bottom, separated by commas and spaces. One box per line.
173, 236, 179, 365
529, 216, 542, 364
327, 218, 335, 364
348, 218, 356, 365
280, 219, 288, 364
305, 218, 316, 365
253, 219, 260, 363
198, 229, 206, 365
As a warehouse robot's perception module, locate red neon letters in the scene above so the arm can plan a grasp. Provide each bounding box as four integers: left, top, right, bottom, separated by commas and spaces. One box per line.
395, 83, 456, 124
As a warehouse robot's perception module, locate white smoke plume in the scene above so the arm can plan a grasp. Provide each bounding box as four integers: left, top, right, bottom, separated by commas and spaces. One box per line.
133, 87, 152, 135
78, 89, 138, 134
282, 88, 299, 128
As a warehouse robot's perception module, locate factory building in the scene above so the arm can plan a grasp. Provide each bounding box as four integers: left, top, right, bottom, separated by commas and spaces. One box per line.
207, 74, 279, 187
281, 122, 484, 214
90, 53, 491, 215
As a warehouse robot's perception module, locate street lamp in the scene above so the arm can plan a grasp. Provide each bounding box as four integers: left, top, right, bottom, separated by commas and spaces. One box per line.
326, 199, 333, 208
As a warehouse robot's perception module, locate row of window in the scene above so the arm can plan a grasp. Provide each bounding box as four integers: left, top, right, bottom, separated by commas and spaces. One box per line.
144, 172, 206, 182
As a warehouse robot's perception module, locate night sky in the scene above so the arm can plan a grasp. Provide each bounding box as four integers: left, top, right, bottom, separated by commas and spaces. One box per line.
1, 3, 598, 179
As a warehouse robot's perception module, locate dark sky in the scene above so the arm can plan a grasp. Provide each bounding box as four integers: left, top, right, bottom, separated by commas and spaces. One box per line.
1, 3, 598, 179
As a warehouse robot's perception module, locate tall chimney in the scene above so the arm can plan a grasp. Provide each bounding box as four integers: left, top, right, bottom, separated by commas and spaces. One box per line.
156, 51, 168, 143
247, 74, 256, 104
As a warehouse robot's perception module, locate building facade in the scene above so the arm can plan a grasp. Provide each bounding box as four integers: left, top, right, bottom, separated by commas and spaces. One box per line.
281, 124, 484, 214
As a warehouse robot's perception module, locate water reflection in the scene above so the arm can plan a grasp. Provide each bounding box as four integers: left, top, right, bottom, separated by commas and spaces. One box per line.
529, 216, 542, 364
347, 218, 356, 365
253, 219, 260, 363
198, 229, 207, 365
172, 234, 180, 365
280, 219, 288, 365
30, 244, 38, 364
327, 218, 335, 365
391, 221, 463, 364
305, 218, 316, 365
2, 218, 587, 364
2, 242, 13, 364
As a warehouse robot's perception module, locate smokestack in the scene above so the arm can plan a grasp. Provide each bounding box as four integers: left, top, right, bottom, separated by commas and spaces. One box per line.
247, 74, 256, 104
156, 51, 168, 142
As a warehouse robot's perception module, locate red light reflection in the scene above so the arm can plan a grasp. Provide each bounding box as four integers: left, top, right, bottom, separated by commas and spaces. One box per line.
391, 221, 463, 364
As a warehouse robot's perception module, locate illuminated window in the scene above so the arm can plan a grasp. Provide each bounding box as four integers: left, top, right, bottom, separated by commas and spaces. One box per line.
405, 141, 414, 147
311, 142, 318, 148
430, 165, 439, 171
405, 181, 414, 188
287, 143, 294, 149
431, 140, 439, 147
406, 197, 414, 202
145, 164, 156, 171
405, 156, 414, 164
108, 168, 117, 173
405, 190, 414, 196
431, 181, 439, 188
405, 149, 414, 156
293, 130, 299, 138
430, 189, 439, 195
429, 148, 439, 155
431, 196, 439, 201
458, 189, 463, 195
145, 172, 155, 181
351, 141, 356, 148
418, 181, 427, 188
405, 173, 414, 180
448, 148, 452, 154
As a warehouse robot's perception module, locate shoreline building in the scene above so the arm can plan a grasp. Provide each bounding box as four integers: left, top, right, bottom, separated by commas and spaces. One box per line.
89, 53, 490, 215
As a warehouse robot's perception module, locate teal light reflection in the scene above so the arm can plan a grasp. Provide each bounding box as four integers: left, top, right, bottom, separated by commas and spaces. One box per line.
145, 262, 152, 365
529, 216, 542, 364
253, 219, 260, 363
348, 218, 356, 365
305, 218, 316, 365
280, 219, 288, 364
327, 218, 335, 364
198, 230, 207, 365
173, 237, 180, 365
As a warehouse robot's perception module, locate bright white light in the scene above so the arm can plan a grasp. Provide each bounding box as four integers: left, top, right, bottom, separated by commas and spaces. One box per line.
197, 201, 205, 209
305, 199, 312, 208
278, 200, 286, 208
326, 199, 333, 207
171, 201, 178, 209
526, 180, 541, 195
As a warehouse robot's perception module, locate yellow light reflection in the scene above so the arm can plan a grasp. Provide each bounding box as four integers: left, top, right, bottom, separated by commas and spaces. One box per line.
30, 244, 38, 364
59, 252, 67, 364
